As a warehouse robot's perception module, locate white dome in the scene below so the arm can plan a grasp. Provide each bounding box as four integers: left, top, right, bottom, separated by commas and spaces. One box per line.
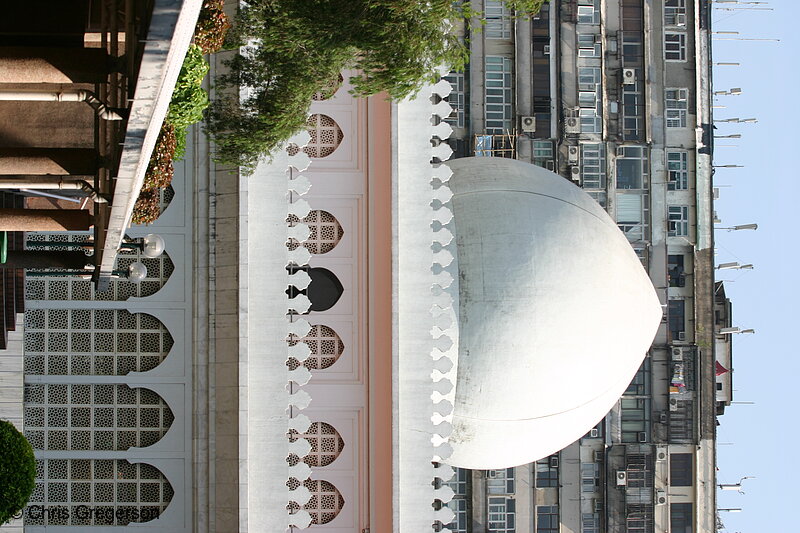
445, 157, 662, 470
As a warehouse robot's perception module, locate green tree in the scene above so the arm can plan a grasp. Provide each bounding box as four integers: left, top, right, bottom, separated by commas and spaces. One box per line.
0, 420, 36, 524
206, 0, 546, 173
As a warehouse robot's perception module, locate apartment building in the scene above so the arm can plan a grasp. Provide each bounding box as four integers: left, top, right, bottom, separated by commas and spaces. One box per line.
441, 1, 724, 533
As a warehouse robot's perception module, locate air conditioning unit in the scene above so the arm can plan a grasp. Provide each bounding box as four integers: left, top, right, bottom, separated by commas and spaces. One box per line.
590, 428, 600, 438
521, 116, 537, 133
593, 498, 604, 513
550, 456, 560, 469
543, 44, 551, 55
656, 446, 668, 462
568, 145, 580, 165
675, 13, 687, 27
659, 412, 668, 425
656, 489, 667, 505
637, 431, 648, 443
677, 331, 686, 341
622, 68, 637, 85
616, 470, 628, 486
593, 449, 604, 463
565, 117, 581, 134
570, 166, 582, 183
669, 397, 679, 412
671, 347, 684, 361
487, 470, 498, 479
545, 160, 556, 171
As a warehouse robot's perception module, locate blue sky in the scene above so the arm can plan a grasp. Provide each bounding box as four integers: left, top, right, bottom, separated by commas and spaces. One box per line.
710, 1, 799, 531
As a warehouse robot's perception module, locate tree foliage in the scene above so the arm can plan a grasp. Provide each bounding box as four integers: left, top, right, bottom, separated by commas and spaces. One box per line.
206, 0, 546, 173
0, 420, 36, 524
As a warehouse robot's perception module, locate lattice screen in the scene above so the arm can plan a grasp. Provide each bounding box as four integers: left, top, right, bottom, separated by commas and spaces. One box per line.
288, 422, 345, 467
287, 210, 345, 255
26, 459, 173, 526
287, 479, 345, 525
286, 324, 344, 371
24, 309, 173, 375
24, 384, 173, 451
312, 74, 344, 101
26, 232, 174, 301
303, 114, 344, 158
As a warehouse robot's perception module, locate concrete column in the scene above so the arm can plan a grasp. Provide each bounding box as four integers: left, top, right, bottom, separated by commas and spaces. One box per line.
0, 47, 112, 84
0, 208, 91, 231
1, 250, 88, 269
0, 148, 98, 175
471, 470, 487, 533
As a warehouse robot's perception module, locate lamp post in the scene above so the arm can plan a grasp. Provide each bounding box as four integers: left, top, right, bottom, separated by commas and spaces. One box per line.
716, 262, 753, 270
714, 134, 742, 139
715, 118, 757, 123
719, 327, 755, 335
713, 88, 742, 96
713, 165, 744, 168
716, 223, 757, 231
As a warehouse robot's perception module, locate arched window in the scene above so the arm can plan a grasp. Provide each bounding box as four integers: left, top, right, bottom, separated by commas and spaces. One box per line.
287, 478, 345, 525
288, 422, 345, 467
286, 324, 344, 370
304, 114, 344, 158
24, 309, 174, 375
287, 210, 344, 255
25, 233, 174, 301
23, 384, 174, 451
287, 267, 344, 313
26, 460, 173, 526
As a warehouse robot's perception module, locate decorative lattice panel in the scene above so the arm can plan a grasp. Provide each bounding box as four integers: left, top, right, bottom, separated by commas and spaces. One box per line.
303, 114, 344, 158
23, 384, 173, 451
26, 232, 174, 301
312, 74, 344, 101
288, 479, 344, 525
24, 309, 173, 375
287, 210, 345, 255
26, 459, 173, 526
286, 325, 344, 371
288, 422, 344, 467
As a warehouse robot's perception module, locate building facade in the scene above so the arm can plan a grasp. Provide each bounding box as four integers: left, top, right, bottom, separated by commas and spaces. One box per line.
441, 1, 724, 533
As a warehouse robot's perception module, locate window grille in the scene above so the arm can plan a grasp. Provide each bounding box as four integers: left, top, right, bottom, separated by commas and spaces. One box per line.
26, 459, 173, 526
489, 497, 516, 533
288, 479, 345, 525
26, 232, 174, 301
23, 384, 173, 451
664, 0, 687, 26
667, 151, 689, 190
287, 210, 344, 255
485, 0, 512, 39
443, 72, 466, 129
288, 422, 345, 467
536, 505, 559, 533
485, 56, 513, 134
664, 33, 687, 61
665, 89, 689, 128
286, 324, 344, 370
24, 309, 173, 376
304, 114, 344, 158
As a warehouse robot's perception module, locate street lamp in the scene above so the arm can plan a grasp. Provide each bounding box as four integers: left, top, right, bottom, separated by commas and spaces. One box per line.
712, 165, 744, 168
719, 327, 755, 335
112, 261, 148, 282
716, 262, 754, 270
120, 234, 166, 258
713, 88, 742, 96
715, 117, 757, 123
714, 134, 742, 139
716, 223, 758, 231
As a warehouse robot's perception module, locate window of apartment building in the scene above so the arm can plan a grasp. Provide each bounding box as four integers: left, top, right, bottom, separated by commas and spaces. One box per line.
582, 512, 600, 533
670, 453, 693, 486
485, 56, 513, 134
665, 33, 687, 61
489, 497, 516, 533
578, 67, 602, 90
622, 81, 645, 140
625, 357, 651, 396
536, 505, 559, 533
621, 398, 650, 443
668, 205, 689, 236
487, 467, 516, 494
665, 0, 688, 27
581, 143, 606, 190
666, 88, 689, 128
446, 498, 469, 533
485, 0, 512, 39
533, 140, 555, 169
668, 254, 687, 287
626, 504, 654, 533
667, 151, 689, 190
581, 462, 601, 492
443, 72, 466, 129
577, 0, 601, 24
447, 467, 469, 496
579, 86, 601, 112
670, 503, 693, 533
580, 108, 602, 133
535, 457, 559, 487
668, 299, 686, 340
616, 145, 649, 189
616, 192, 649, 243
578, 33, 601, 57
